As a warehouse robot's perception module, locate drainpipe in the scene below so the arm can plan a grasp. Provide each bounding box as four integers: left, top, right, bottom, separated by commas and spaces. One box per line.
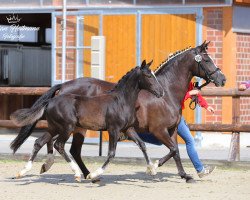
61, 0, 67, 83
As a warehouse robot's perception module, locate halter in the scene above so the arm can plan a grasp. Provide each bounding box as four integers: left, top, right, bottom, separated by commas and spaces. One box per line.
189, 51, 221, 110
194, 50, 221, 90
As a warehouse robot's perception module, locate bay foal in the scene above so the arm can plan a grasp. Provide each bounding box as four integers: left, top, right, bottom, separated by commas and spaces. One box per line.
11, 60, 163, 181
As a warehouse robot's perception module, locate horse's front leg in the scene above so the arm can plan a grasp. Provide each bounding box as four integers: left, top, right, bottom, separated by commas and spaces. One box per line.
87, 129, 119, 180
151, 127, 194, 183
125, 127, 157, 176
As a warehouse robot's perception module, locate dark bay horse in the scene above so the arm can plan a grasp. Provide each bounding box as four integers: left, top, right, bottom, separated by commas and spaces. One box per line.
11, 42, 226, 183
11, 60, 164, 181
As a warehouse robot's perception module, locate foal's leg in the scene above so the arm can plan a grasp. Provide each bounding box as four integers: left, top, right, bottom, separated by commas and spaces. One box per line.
16, 132, 52, 178
69, 131, 91, 179
54, 134, 82, 182
40, 134, 56, 174
87, 129, 119, 180
125, 127, 157, 175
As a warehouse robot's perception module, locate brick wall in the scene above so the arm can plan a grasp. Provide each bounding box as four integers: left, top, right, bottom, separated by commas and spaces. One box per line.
236, 33, 250, 124
203, 8, 223, 124
56, 16, 76, 80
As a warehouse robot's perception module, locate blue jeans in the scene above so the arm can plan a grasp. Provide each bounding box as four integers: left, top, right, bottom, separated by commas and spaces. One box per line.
177, 117, 204, 172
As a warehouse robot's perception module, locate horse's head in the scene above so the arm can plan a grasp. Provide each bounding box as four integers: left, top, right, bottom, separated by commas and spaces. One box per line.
191, 41, 226, 87
139, 60, 164, 98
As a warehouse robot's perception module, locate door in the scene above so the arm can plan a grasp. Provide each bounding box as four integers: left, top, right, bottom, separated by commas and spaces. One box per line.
141, 13, 196, 143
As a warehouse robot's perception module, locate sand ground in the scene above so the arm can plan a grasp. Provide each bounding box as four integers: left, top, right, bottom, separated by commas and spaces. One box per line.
0, 158, 249, 200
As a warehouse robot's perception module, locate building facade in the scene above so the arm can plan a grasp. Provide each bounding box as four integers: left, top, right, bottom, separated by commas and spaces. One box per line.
0, 0, 249, 140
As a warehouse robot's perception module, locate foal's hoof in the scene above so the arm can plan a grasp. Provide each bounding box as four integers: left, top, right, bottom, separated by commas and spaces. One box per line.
154, 160, 159, 169
15, 173, 22, 179
146, 166, 157, 176
75, 176, 81, 183
40, 163, 53, 174
86, 168, 104, 180
40, 164, 47, 174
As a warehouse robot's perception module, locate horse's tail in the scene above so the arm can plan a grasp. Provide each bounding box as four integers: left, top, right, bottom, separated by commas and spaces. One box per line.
10, 84, 62, 153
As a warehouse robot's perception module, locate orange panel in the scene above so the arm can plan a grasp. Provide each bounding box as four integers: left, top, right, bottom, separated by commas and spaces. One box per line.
100, 15, 136, 140
103, 15, 136, 83
142, 14, 196, 143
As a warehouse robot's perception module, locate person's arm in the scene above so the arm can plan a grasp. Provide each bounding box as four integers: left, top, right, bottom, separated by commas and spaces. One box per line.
239, 81, 250, 91
186, 89, 215, 113
197, 94, 214, 113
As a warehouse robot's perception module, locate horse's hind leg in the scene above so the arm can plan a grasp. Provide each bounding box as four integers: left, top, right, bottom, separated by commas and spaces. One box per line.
125, 127, 157, 176
87, 129, 119, 180
171, 130, 194, 183
54, 133, 82, 182
69, 131, 91, 179
16, 132, 52, 178
154, 127, 194, 183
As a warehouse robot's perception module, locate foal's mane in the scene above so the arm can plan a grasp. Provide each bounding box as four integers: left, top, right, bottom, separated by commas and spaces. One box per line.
108, 66, 139, 92
154, 47, 192, 75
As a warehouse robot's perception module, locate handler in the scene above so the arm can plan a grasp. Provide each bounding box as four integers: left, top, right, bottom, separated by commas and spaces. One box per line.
179, 82, 215, 178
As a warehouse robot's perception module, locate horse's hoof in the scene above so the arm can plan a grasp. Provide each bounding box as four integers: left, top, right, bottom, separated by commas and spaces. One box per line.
91, 177, 101, 183
75, 176, 81, 183
186, 178, 196, 183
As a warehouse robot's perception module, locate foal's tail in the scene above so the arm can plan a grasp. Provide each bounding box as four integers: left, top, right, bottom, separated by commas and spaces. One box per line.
10, 84, 62, 153
10, 123, 37, 154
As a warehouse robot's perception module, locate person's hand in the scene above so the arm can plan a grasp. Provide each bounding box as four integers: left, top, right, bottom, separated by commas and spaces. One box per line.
239, 84, 247, 91
206, 106, 215, 113
189, 89, 199, 96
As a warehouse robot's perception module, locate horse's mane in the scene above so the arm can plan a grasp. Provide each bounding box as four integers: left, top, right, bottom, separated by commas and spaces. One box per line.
154, 46, 192, 75
107, 66, 139, 92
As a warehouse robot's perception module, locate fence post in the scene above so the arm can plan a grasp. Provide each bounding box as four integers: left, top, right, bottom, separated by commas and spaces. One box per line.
228, 95, 240, 161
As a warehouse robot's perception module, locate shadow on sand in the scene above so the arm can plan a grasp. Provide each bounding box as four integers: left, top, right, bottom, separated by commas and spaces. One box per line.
2, 171, 194, 188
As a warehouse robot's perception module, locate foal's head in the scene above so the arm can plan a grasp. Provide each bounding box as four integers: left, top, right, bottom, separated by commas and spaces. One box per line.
139, 60, 164, 98
190, 41, 226, 87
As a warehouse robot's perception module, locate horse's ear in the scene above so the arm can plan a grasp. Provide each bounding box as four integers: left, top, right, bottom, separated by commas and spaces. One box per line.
205, 41, 210, 47
141, 60, 146, 69
146, 60, 153, 69
200, 40, 210, 51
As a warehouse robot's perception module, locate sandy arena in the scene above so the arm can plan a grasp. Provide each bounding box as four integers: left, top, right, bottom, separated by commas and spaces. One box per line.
0, 158, 250, 200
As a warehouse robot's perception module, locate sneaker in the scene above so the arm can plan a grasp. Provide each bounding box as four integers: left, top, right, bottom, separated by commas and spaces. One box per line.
198, 165, 216, 178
